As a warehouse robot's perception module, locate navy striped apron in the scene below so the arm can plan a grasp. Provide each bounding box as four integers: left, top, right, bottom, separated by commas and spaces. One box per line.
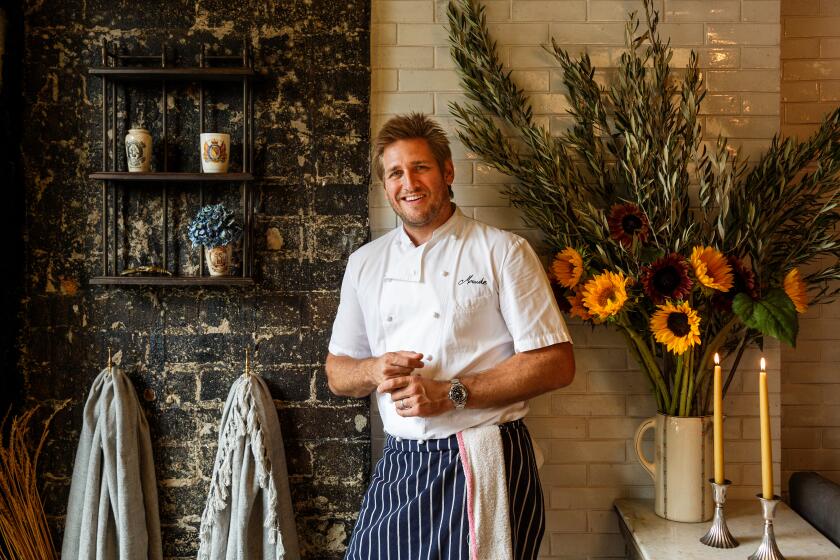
344, 420, 545, 559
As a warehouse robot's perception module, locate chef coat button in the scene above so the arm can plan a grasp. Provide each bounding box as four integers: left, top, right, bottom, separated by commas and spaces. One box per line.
432, 311, 440, 318
426, 355, 433, 361
387, 316, 393, 322
442, 271, 449, 277
412, 269, 418, 275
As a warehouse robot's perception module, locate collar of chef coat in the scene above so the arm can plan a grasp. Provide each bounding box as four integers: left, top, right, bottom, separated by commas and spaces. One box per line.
384, 205, 463, 282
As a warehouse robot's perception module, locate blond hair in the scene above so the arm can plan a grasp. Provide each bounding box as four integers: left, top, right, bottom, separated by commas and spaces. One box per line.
373, 113, 452, 182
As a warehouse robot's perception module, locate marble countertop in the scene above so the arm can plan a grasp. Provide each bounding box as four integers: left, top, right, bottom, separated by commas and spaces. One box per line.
614, 499, 840, 560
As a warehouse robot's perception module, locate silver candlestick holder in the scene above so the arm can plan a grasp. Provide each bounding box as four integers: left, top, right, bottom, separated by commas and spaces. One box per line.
700, 479, 739, 548
748, 494, 785, 560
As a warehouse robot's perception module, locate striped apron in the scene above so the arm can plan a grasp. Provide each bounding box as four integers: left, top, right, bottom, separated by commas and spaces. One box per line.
344, 419, 545, 560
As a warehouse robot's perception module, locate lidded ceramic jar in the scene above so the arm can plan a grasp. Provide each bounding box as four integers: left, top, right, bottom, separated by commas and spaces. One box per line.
125, 128, 152, 172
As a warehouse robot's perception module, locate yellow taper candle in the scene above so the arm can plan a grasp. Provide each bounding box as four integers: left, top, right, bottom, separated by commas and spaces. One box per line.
759, 357, 774, 499
713, 353, 724, 484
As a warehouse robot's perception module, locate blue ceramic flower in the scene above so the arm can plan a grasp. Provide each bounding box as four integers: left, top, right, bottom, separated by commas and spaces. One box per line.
187, 203, 243, 248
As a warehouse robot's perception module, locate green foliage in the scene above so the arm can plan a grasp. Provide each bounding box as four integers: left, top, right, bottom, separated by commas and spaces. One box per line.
447, 0, 840, 414
733, 289, 798, 348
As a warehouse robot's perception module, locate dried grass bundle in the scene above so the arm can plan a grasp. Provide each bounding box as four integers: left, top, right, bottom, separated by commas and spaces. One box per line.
0, 402, 67, 560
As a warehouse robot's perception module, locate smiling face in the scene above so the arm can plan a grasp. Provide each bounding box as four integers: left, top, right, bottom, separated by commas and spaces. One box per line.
382, 138, 455, 245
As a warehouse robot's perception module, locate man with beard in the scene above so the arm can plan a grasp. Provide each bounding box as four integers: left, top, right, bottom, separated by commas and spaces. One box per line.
326, 113, 575, 559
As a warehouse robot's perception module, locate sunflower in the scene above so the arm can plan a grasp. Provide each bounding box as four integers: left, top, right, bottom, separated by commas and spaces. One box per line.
551, 247, 584, 289
690, 246, 733, 292
712, 256, 758, 311
784, 268, 809, 313
566, 291, 592, 321
650, 301, 702, 355
608, 203, 650, 247
581, 271, 628, 320
640, 253, 692, 304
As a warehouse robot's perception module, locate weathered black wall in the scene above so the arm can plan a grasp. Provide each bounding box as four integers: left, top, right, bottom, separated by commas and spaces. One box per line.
20, 2, 370, 558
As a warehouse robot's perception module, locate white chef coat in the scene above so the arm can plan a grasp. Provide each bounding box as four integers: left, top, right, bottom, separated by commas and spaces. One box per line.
328, 207, 571, 440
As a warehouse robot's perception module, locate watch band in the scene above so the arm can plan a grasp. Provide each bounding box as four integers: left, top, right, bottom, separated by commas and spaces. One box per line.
449, 378, 468, 409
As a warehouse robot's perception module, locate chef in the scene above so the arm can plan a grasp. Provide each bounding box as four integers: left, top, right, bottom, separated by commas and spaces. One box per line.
326, 112, 575, 559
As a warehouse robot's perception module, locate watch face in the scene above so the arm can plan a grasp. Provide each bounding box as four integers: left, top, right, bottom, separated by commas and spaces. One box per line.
450, 384, 467, 406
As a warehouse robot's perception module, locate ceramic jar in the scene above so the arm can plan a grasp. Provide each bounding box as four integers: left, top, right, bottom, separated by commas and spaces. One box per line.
634, 413, 715, 522
200, 132, 230, 173
205, 244, 233, 276
125, 128, 152, 172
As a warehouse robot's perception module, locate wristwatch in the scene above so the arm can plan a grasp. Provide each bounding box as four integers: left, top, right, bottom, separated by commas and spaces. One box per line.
448, 378, 468, 409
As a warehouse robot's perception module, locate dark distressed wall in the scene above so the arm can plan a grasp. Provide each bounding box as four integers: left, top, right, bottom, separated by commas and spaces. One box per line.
20, 2, 370, 558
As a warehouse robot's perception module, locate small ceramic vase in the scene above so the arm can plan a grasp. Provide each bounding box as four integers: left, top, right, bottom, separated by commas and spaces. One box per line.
205, 244, 233, 276
125, 128, 152, 172
200, 132, 230, 173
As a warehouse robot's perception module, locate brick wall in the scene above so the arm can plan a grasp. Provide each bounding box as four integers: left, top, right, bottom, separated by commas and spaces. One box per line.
371, 1, 782, 558
780, 0, 840, 488
20, 2, 370, 557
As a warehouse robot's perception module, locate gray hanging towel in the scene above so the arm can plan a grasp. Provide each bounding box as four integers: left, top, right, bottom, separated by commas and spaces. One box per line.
61, 366, 163, 560
198, 373, 300, 560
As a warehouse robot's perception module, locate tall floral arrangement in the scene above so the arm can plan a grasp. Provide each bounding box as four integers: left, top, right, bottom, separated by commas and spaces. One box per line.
447, 0, 840, 415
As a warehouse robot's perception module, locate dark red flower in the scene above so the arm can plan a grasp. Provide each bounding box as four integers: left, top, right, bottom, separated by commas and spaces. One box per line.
608, 203, 650, 247
553, 284, 573, 313
641, 253, 693, 304
712, 256, 758, 311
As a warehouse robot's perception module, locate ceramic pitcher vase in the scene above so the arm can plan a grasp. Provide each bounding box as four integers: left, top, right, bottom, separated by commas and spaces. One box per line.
634, 413, 714, 522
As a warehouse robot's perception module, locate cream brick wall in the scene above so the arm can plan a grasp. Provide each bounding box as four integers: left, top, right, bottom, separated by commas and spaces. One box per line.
780, 0, 840, 490
369, 1, 782, 558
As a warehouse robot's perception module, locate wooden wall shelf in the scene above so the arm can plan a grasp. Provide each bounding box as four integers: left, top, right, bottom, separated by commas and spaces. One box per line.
90, 39, 256, 286
89, 172, 254, 182
89, 67, 254, 81
90, 276, 255, 286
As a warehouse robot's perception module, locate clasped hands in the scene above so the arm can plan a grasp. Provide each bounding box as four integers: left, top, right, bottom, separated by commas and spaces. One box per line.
373, 351, 453, 417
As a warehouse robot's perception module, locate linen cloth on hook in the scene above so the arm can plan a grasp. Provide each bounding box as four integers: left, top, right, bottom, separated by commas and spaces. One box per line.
61, 366, 163, 560
198, 373, 300, 560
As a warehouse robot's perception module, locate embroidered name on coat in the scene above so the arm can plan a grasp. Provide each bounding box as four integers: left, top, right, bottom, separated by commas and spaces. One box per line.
458, 274, 488, 286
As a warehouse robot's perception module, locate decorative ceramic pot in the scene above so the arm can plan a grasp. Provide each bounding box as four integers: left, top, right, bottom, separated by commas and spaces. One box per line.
125, 128, 152, 172
200, 132, 230, 173
205, 244, 233, 276
634, 413, 714, 522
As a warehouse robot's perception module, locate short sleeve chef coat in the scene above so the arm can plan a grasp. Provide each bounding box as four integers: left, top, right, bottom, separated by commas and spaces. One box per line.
328, 207, 572, 440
